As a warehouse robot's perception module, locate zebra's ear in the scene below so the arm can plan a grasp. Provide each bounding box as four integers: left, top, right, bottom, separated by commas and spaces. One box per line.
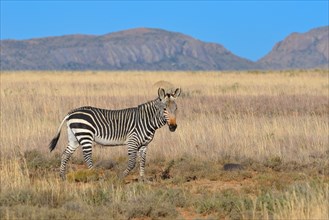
173, 88, 181, 98
158, 88, 166, 100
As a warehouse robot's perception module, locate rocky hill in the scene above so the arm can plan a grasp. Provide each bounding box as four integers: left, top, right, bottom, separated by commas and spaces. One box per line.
1, 26, 328, 71
0, 28, 255, 71
258, 26, 328, 69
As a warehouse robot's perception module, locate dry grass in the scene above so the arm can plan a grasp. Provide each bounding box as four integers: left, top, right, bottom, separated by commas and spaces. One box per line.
1, 70, 328, 219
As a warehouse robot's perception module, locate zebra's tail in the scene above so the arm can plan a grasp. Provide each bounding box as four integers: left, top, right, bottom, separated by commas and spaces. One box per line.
49, 115, 69, 152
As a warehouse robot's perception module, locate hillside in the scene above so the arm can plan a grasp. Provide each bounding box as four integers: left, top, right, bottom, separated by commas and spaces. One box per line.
0, 28, 255, 71
1, 27, 328, 71
258, 26, 329, 69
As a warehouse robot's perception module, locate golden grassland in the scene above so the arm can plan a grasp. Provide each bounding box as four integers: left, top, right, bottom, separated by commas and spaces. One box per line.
0, 70, 328, 219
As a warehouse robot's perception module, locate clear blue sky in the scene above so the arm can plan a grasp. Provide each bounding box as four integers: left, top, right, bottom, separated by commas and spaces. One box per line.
1, 1, 328, 61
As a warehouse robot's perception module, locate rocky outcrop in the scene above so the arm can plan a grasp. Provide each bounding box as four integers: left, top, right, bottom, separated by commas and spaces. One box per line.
258, 26, 328, 69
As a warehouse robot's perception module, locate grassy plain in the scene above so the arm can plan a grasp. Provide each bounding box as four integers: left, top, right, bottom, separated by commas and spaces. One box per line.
1, 70, 328, 219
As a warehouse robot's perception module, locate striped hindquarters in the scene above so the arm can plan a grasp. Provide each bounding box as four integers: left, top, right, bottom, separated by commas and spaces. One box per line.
67, 106, 136, 145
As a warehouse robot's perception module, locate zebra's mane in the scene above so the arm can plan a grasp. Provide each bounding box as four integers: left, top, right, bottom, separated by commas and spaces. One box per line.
69, 96, 163, 115
137, 97, 161, 109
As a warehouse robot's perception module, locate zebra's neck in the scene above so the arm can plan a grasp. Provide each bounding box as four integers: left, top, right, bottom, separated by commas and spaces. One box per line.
137, 98, 167, 131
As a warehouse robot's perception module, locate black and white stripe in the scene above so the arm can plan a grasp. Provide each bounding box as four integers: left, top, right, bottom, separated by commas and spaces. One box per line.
49, 88, 181, 180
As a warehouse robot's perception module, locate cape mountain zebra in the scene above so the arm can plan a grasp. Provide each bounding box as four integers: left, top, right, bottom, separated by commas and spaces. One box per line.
49, 88, 181, 181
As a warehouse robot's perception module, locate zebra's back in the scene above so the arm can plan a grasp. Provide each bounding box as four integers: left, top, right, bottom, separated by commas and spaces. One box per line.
67, 106, 137, 146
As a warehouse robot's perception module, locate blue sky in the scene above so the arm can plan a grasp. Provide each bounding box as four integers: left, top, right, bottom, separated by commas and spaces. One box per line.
1, 1, 328, 61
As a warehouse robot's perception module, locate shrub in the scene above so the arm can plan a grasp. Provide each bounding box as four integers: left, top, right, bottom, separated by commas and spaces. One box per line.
67, 169, 103, 183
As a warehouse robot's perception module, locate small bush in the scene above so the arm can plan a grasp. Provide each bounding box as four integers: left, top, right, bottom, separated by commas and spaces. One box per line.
0, 205, 91, 220
122, 188, 188, 219
265, 156, 283, 171
67, 169, 103, 183
0, 189, 33, 206
194, 190, 248, 219
80, 187, 111, 206
24, 149, 60, 170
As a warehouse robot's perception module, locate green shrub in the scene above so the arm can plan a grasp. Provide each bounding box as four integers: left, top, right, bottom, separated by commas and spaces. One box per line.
122, 187, 188, 219
67, 169, 102, 183
193, 189, 249, 219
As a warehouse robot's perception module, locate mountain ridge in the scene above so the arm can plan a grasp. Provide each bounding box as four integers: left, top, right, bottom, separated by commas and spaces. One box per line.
1, 26, 328, 71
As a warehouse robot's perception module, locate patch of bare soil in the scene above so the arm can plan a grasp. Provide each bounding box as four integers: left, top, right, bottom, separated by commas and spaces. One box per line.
177, 207, 211, 219
181, 177, 256, 194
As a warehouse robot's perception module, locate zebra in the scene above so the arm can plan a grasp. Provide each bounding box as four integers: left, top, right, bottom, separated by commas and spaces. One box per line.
49, 88, 181, 181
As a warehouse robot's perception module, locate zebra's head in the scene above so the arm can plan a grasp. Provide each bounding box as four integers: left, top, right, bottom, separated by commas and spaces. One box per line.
158, 88, 181, 132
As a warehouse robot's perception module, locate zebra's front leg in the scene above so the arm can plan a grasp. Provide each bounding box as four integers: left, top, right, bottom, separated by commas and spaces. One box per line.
122, 144, 139, 178
138, 145, 148, 182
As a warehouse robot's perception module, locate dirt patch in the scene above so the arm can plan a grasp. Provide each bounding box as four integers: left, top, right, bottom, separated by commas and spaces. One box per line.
177, 207, 211, 219
180, 177, 256, 194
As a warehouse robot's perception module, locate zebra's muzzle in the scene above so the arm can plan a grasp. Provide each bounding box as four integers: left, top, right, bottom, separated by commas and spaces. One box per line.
169, 124, 177, 132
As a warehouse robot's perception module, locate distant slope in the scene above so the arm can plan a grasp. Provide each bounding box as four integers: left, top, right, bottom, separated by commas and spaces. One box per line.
0, 28, 256, 71
258, 26, 329, 69
1, 27, 328, 71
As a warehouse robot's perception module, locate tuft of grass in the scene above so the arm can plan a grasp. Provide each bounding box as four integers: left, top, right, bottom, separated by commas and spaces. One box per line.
160, 159, 175, 180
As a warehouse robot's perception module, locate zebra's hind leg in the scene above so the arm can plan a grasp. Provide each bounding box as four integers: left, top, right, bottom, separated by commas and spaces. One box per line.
81, 141, 94, 170
60, 129, 79, 180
